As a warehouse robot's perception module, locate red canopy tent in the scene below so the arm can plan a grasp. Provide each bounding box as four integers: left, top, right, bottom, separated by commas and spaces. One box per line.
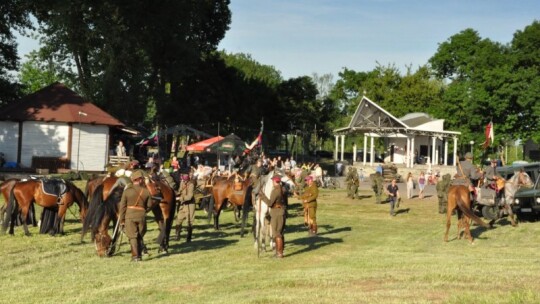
185, 136, 224, 152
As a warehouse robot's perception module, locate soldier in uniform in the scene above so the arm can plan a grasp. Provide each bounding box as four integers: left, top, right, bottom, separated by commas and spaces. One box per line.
371, 172, 384, 204
456, 152, 482, 185
436, 173, 452, 214
244, 158, 263, 202
175, 172, 195, 242
456, 152, 482, 200
299, 175, 319, 236
385, 178, 400, 216
118, 170, 151, 262
259, 175, 286, 258
484, 159, 499, 185
346, 167, 360, 199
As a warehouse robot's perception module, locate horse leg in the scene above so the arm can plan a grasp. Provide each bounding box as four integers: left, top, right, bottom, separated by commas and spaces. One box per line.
462, 215, 474, 244
57, 208, 67, 235
506, 204, 517, 227
444, 205, 453, 242
19, 204, 32, 236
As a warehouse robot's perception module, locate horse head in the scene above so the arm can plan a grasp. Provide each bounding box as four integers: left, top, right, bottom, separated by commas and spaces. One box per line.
95, 232, 112, 257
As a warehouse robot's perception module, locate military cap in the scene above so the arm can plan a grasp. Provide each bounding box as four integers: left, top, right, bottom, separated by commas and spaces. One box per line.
131, 170, 144, 181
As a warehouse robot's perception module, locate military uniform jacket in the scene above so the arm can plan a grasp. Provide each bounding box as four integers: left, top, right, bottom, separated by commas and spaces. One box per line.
119, 184, 151, 222
245, 165, 262, 184
260, 186, 284, 208
300, 183, 319, 205
456, 160, 481, 180
484, 165, 497, 181
178, 180, 195, 204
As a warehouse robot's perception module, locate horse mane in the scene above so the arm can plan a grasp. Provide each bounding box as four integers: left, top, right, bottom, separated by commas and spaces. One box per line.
81, 184, 122, 241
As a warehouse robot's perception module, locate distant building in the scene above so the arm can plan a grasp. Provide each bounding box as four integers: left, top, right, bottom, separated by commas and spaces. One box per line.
333, 96, 461, 168
0, 82, 126, 172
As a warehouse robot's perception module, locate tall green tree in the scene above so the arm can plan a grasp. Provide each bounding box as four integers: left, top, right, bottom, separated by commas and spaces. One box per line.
429, 28, 511, 147
18, 50, 75, 94
30, 0, 231, 126
0, 0, 31, 106
509, 20, 540, 142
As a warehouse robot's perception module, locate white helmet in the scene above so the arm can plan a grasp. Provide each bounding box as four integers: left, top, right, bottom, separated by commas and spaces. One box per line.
115, 169, 126, 177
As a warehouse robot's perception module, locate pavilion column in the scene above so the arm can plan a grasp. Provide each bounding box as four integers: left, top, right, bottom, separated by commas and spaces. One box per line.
431, 136, 437, 165
353, 143, 357, 163
370, 136, 375, 167
363, 134, 367, 165
443, 138, 449, 166
340, 134, 345, 161
453, 137, 458, 166
410, 136, 415, 168
334, 135, 339, 161
406, 136, 411, 168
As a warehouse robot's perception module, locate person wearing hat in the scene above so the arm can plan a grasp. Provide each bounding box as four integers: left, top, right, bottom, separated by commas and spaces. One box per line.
456, 152, 482, 185
259, 175, 286, 258
298, 175, 319, 236
484, 159, 499, 184
244, 158, 263, 203
118, 169, 151, 262
175, 171, 195, 242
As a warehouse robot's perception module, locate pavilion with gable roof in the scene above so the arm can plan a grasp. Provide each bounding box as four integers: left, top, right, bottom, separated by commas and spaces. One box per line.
333, 96, 461, 168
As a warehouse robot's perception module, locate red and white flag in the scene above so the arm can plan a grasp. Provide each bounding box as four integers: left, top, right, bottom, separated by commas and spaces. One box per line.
482, 121, 494, 149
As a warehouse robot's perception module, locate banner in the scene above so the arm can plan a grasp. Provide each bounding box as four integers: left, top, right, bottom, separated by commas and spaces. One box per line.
481, 121, 494, 149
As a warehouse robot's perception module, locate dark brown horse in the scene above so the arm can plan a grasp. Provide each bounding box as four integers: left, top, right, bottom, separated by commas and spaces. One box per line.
444, 185, 489, 243
2, 179, 88, 236
208, 174, 252, 237
82, 176, 176, 256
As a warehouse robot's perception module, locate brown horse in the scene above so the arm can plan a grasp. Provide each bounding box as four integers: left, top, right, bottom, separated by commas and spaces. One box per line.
2, 179, 88, 236
82, 176, 176, 256
208, 175, 252, 237
444, 185, 489, 243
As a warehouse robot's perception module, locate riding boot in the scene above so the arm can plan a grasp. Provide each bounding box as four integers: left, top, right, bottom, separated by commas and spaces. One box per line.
174, 225, 182, 241
130, 240, 140, 262
186, 225, 193, 242
275, 237, 284, 258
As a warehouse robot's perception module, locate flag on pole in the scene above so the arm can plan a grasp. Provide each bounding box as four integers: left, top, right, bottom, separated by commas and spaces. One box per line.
245, 119, 264, 152
137, 130, 158, 146
482, 121, 494, 149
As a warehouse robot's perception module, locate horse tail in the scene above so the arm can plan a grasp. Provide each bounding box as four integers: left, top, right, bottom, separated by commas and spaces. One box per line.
207, 195, 214, 223
2, 187, 18, 231
240, 190, 251, 238
81, 184, 105, 241
455, 195, 489, 228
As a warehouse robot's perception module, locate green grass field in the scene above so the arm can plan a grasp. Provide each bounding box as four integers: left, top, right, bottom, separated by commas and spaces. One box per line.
1, 181, 540, 304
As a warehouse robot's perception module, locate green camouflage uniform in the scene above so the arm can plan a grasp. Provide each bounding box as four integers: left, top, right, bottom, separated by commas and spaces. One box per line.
371, 172, 384, 204
436, 174, 452, 214
346, 167, 360, 198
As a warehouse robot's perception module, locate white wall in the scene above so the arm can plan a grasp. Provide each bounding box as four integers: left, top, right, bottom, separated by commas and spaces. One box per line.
71, 124, 109, 171
21, 121, 69, 168
0, 121, 19, 165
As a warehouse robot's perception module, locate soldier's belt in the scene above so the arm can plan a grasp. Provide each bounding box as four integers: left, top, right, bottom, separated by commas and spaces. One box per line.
128, 206, 145, 211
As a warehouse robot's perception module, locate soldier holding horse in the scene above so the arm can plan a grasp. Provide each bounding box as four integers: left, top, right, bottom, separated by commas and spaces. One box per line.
175, 171, 196, 242
259, 175, 286, 258
119, 170, 151, 262
444, 152, 489, 243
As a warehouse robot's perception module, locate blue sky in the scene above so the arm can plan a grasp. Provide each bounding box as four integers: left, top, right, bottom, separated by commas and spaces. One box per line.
17, 1, 540, 80
218, 0, 540, 79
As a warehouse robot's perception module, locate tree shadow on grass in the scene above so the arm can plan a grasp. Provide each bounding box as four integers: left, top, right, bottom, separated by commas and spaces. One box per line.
285, 225, 351, 257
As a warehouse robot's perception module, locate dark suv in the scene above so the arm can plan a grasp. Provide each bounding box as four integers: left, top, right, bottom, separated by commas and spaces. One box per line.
498, 162, 540, 219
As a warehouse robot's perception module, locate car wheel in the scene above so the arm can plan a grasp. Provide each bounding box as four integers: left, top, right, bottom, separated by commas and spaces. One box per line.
481, 205, 499, 220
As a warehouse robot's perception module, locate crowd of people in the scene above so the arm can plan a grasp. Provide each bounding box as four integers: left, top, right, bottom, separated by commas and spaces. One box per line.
111, 140, 325, 261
